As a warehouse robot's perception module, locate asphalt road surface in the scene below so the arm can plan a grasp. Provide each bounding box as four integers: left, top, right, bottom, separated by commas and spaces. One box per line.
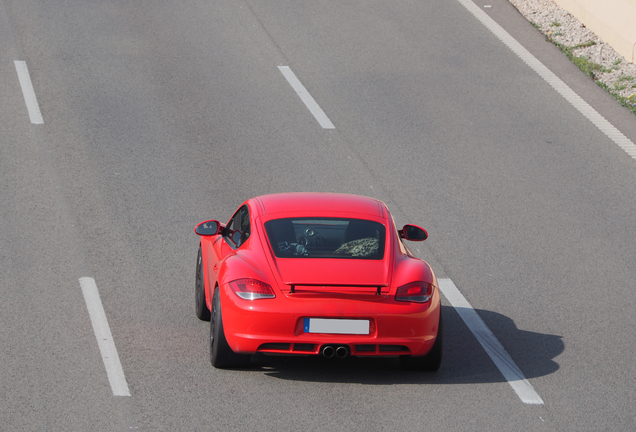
2, 0, 636, 430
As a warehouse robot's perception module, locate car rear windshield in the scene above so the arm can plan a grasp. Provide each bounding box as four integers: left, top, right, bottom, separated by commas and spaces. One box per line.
264, 218, 386, 259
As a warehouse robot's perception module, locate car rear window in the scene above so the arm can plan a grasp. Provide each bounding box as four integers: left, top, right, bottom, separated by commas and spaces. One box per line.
264, 218, 386, 259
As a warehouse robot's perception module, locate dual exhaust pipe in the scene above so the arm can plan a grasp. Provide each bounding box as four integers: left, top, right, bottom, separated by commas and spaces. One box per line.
321, 345, 350, 359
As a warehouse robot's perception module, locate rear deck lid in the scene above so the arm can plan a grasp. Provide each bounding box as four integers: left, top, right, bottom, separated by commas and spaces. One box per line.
273, 258, 391, 295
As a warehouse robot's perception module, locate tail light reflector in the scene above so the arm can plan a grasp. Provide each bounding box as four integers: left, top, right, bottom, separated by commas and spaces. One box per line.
395, 282, 433, 303
229, 279, 276, 300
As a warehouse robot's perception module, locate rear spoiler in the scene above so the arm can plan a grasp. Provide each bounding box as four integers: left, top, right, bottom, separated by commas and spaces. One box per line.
287, 283, 389, 295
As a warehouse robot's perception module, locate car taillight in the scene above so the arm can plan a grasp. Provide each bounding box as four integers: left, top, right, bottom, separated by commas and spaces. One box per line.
395, 282, 433, 303
229, 279, 276, 300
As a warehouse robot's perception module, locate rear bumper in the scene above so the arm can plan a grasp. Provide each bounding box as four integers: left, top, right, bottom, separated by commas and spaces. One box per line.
220, 283, 441, 357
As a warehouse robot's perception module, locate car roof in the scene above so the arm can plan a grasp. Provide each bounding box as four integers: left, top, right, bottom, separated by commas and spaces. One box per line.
253, 193, 387, 219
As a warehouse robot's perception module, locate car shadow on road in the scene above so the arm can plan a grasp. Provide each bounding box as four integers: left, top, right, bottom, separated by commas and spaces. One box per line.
244, 306, 564, 385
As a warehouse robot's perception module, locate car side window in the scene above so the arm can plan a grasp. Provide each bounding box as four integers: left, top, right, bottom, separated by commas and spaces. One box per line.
225, 205, 250, 248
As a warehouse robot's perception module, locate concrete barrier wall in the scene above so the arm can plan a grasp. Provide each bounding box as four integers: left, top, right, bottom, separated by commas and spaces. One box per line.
553, 0, 636, 63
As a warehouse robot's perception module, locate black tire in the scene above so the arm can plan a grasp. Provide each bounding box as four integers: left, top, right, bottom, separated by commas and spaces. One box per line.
195, 246, 211, 321
400, 308, 443, 371
210, 286, 251, 368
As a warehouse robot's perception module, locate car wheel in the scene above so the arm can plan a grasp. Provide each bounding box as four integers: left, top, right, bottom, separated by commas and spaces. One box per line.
195, 246, 211, 321
210, 285, 251, 368
400, 309, 443, 371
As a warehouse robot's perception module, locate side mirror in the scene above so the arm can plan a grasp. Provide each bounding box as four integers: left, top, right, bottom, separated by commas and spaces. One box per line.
399, 224, 428, 241
195, 220, 221, 236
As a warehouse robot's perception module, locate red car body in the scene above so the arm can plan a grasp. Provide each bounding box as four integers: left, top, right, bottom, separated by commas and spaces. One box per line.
195, 193, 442, 370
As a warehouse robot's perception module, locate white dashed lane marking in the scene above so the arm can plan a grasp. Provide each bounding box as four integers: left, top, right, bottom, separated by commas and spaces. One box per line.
439, 278, 544, 405
14, 60, 44, 125
278, 65, 335, 129
79, 277, 130, 397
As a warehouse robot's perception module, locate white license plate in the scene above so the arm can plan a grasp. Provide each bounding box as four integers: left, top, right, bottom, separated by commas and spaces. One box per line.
303, 318, 370, 335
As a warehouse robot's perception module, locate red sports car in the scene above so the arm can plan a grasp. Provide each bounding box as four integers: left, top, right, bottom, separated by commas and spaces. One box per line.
194, 193, 442, 370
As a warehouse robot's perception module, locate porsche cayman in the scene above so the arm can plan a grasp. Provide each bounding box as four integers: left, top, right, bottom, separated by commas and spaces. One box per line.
194, 193, 442, 370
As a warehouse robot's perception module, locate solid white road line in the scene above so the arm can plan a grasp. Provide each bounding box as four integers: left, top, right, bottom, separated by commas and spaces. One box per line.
79, 277, 130, 397
438, 278, 544, 405
454, 0, 636, 161
14, 61, 44, 125
278, 66, 335, 129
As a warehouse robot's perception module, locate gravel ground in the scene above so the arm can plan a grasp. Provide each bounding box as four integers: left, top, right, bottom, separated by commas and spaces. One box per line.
508, 0, 636, 110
